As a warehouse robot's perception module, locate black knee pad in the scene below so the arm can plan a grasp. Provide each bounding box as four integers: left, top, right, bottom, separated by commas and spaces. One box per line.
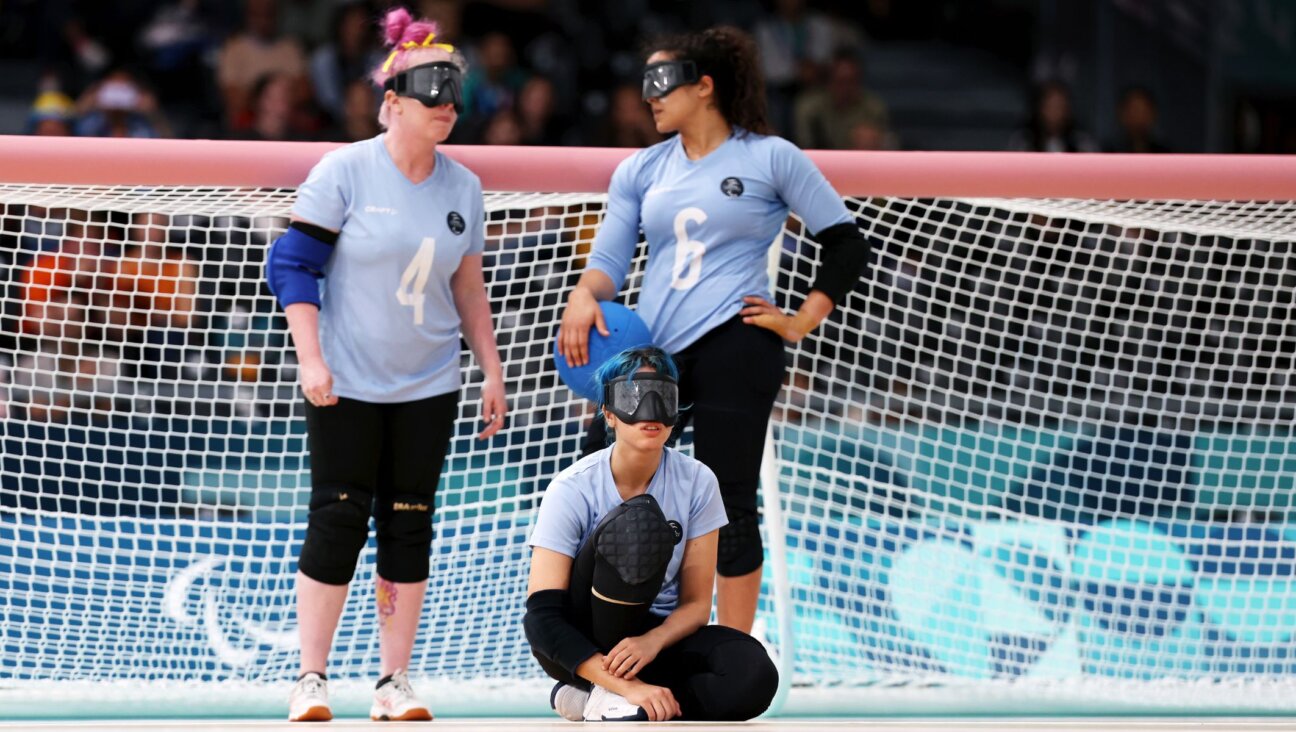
374, 492, 434, 583
592, 494, 677, 603
299, 484, 373, 585
717, 507, 763, 577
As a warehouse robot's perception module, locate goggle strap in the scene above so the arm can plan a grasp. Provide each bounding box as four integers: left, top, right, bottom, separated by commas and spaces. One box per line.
381, 33, 458, 74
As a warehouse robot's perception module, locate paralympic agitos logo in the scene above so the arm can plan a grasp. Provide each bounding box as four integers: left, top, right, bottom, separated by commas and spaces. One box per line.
164, 556, 297, 667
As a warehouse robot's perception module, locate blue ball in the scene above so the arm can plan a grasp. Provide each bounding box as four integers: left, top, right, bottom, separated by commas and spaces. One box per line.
553, 302, 654, 402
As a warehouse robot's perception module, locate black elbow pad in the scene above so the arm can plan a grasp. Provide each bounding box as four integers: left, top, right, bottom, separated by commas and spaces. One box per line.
524, 589, 599, 676
810, 221, 870, 304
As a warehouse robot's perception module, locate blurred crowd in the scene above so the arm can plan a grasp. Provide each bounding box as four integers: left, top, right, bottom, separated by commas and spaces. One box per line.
6, 0, 889, 150
3, 1, 1294, 152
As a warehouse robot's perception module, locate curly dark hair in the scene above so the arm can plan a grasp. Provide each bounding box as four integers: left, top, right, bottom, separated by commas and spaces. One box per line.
645, 26, 772, 136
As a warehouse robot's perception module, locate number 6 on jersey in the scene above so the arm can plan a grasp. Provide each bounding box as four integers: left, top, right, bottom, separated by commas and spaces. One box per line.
671, 207, 707, 291
396, 237, 436, 325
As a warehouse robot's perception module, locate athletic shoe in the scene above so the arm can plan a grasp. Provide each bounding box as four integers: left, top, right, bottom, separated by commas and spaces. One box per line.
550, 681, 590, 722
582, 684, 648, 722
370, 668, 433, 721
288, 671, 332, 722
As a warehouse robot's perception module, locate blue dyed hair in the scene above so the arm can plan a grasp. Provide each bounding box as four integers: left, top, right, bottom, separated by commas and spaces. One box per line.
593, 346, 680, 414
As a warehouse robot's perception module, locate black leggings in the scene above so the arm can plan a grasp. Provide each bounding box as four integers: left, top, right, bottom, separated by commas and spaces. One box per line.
532, 497, 779, 721
299, 392, 457, 584
582, 316, 786, 576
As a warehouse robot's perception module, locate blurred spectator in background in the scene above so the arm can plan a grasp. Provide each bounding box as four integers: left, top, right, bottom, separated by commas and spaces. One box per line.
848, 118, 889, 150
20, 217, 113, 339
231, 71, 322, 141
335, 78, 382, 142
594, 82, 661, 148
114, 213, 199, 332
1107, 86, 1171, 153
42, 1, 111, 77
1, 338, 124, 423
73, 68, 171, 138
26, 91, 78, 137
138, 0, 222, 134
217, 0, 308, 131
281, 0, 336, 50
481, 109, 523, 145
794, 51, 889, 150
310, 1, 383, 125
755, 0, 842, 136
516, 75, 572, 146
1009, 80, 1098, 153
415, 0, 465, 43
462, 31, 529, 133
8, 214, 135, 424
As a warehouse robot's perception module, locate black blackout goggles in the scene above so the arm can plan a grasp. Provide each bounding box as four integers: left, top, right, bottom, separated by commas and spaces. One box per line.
384, 61, 464, 113
604, 373, 680, 426
642, 60, 699, 101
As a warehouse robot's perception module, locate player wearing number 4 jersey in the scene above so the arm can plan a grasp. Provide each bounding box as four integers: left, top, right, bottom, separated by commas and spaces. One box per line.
559, 26, 870, 636
266, 7, 506, 723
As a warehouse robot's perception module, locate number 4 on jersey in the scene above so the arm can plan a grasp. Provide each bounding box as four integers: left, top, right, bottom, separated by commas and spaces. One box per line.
396, 236, 436, 325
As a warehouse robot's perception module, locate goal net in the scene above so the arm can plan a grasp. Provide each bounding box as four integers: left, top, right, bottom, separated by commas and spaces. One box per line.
1, 140, 1295, 717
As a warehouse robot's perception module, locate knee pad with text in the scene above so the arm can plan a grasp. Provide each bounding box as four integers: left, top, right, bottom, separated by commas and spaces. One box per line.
299, 484, 373, 585
374, 492, 434, 582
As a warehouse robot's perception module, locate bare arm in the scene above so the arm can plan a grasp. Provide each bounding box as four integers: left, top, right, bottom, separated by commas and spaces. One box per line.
740, 288, 835, 342
557, 269, 617, 366
451, 254, 506, 438
639, 531, 718, 650
284, 217, 338, 407
570, 269, 618, 302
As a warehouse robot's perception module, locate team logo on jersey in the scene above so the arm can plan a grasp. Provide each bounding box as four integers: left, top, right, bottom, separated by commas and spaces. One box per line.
720, 177, 744, 197
447, 211, 466, 235
667, 520, 683, 545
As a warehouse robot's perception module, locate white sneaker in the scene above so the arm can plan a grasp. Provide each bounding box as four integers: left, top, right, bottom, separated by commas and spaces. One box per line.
288, 672, 332, 722
582, 684, 648, 722
370, 668, 433, 721
550, 681, 590, 722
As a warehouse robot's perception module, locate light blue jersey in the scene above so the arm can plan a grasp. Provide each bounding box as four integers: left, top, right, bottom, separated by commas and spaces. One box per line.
291, 135, 485, 403
529, 446, 728, 617
587, 131, 852, 353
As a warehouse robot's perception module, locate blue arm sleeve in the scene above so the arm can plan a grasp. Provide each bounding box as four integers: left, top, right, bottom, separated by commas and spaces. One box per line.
585, 156, 643, 291
769, 137, 852, 234
265, 224, 335, 309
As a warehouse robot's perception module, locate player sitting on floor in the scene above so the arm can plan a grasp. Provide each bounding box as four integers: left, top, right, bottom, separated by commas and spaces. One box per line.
524, 346, 778, 722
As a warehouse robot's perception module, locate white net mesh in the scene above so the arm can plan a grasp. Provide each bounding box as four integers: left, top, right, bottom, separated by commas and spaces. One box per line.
1, 184, 1295, 715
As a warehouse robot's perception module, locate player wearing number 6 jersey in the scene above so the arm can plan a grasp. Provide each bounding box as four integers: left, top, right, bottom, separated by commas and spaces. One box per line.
558, 26, 870, 636
265, 7, 506, 723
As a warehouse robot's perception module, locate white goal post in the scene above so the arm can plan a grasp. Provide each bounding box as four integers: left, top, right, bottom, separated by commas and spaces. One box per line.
1, 136, 1295, 718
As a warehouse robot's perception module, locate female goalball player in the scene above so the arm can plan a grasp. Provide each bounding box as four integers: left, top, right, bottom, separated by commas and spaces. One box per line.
525, 346, 777, 722
266, 7, 506, 722
558, 26, 870, 635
